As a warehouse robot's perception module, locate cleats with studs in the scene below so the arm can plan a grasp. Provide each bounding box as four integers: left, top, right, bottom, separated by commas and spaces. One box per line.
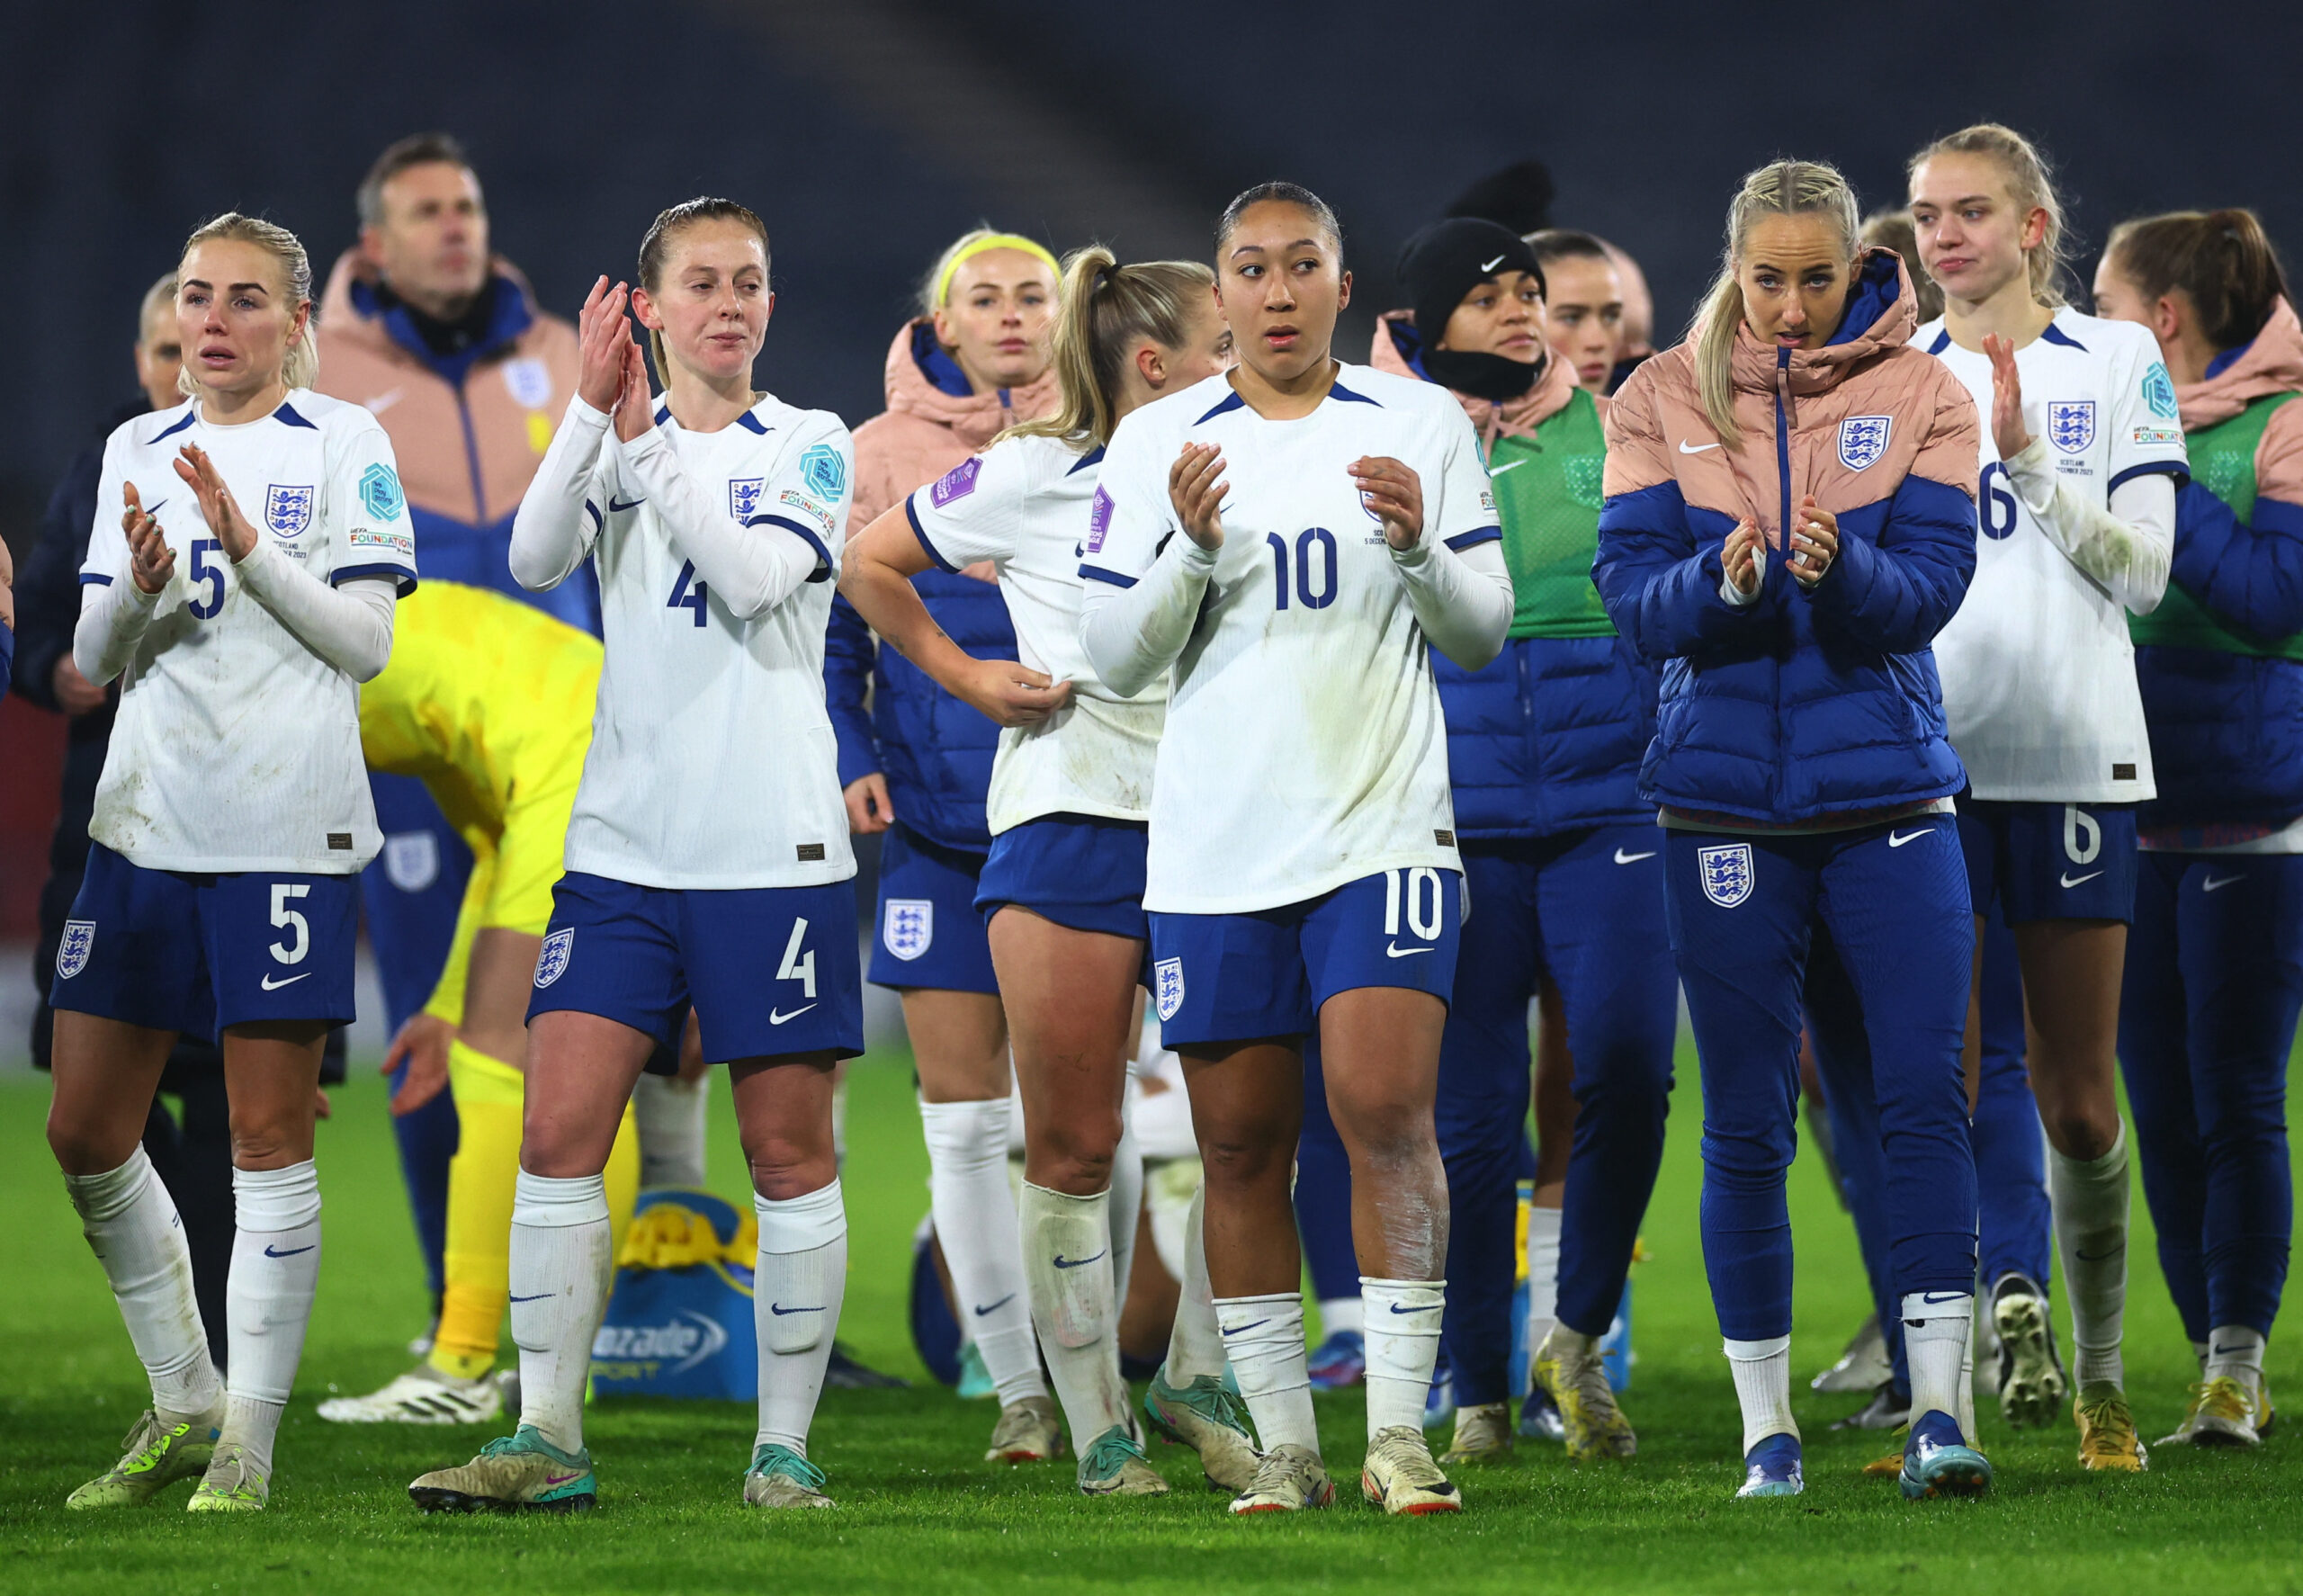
408, 1425, 598, 1513
1738, 1433, 1803, 1498
1898, 1410, 1991, 1500
1077, 1426, 1168, 1496
744, 1443, 833, 1508
1536, 1326, 1636, 1460
1142, 1367, 1258, 1493
2074, 1381, 2147, 1473
984, 1395, 1062, 1464
1991, 1276, 2066, 1430
66, 1407, 220, 1510
1442, 1402, 1512, 1467
1361, 1424, 1463, 1515
2160, 1376, 2263, 1449
1228, 1444, 1334, 1515
185, 1443, 268, 1513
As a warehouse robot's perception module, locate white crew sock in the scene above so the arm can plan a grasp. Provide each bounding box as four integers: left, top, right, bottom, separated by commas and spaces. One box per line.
1164, 1186, 1227, 1382
1108, 1089, 1143, 1324
1362, 1278, 1446, 1437
1901, 1292, 1974, 1434
919, 1098, 1043, 1406
1021, 1182, 1129, 1444
1525, 1202, 1563, 1369
2192, 1340, 2210, 1375
632, 1072, 709, 1188
1216, 1293, 1317, 1455
1318, 1296, 1365, 1339
1724, 1335, 1797, 1455
2205, 1324, 2267, 1393
755, 1180, 847, 1457
509, 1170, 613, 1456
65, 1147, 221, 1425
2049, 1121, 2129, 1387
223, 1161, 323, 1482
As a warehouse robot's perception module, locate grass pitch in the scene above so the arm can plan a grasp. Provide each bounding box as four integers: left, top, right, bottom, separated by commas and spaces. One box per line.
0, 1047, 2296, 1594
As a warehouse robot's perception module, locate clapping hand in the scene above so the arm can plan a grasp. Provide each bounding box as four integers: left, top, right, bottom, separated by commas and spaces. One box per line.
1982, 333, 2032, 461
1169, 443, 1228, 551
121, 482, 175, 596
1350, 455, 1425, 551
173, 444, 259, 561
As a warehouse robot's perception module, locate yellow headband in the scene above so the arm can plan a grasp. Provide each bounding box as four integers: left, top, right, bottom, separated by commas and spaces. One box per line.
936, 234, 1061, 307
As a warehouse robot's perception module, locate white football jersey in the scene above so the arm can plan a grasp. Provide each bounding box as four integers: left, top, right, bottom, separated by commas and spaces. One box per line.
1088, 365, 1500, 914
559, 394, 856, 890
81, 392, 416, 873
1921, 308, 2188, 802
906, 433, 1165, 834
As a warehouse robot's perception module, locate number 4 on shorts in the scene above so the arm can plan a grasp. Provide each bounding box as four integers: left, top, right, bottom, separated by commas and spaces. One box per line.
776, 917, 816, 999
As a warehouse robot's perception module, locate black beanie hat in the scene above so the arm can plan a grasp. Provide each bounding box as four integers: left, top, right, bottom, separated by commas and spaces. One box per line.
1396, 219, 1546, 399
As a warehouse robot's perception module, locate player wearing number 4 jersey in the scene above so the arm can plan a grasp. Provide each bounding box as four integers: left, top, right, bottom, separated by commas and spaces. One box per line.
844, 246, 1243, 1497
409, 199, 862, 1518
1082, 184, 1513, 1517
49, 214, 414, 1515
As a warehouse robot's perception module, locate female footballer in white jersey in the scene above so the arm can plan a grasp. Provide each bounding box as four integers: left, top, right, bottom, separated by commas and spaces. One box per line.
843, 247, 1245, 1497
409, 199, 863, 1515
49, 213, 416, 1513
1082, 184, 1514, 1516
1908, 124, 2186, 1470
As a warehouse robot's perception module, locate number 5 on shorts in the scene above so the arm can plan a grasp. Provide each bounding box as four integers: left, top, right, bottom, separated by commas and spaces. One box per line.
270, 883, 312, 965
777, 917, 817, 999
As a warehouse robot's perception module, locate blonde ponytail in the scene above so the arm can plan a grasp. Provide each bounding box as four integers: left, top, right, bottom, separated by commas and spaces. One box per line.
1910, 123, 2069, 307
1008, 247, 1214, 449
175, 211, 318, 397
1689, 160, 1860, 447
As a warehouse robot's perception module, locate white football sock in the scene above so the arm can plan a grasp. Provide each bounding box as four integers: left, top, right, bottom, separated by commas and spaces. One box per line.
754, 1180, 847, 1457
1021, 1181, 1129, 1444
2049, 1122, 2129, 1387
509, 1170, 613, 1456
631, 1071, 708, 1189
1724, 1335, 1797, 1455
1901, 1291, 1973, 1433
919, 1098, 1043, 1405
65, 1147, 220, 1425
1318, 1296, 1365, 1339
1164, 1185, 1227, 1382
1108, 1094, 1143, 1323
1362, 1277, 1446, 1437
2205, 1324, 2267, 1389
223, 1161, 323, 1481
1216, 1293, 1317, 1455
1525, 1202, 1563, 1367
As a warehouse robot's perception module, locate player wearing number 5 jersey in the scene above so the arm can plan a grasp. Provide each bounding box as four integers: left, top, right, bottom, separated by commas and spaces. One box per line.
1595, 160, 1985, 1502
49, 214, 414, 1515
1083, 184, 1513, 1517
409, 199, 862, 1517
1908, 126, 2186, 1473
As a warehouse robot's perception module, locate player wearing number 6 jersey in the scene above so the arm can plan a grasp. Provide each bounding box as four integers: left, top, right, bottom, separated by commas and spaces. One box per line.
49, 214, 414, 1514
408, 199, 862, 1517
845, 246, 1241, 1497
1082, 184, 1513, 1517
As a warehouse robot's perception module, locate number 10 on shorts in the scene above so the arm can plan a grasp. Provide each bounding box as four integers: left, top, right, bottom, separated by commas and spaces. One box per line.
1384, 867, 1443, 943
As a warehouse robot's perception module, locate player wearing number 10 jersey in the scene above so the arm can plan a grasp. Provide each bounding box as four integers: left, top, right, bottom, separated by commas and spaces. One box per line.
1082, 184, 1512, 1517
409, 199, 861, 1518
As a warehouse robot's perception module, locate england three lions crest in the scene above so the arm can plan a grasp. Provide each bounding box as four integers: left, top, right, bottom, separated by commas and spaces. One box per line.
1153, 957, 1186, 1022
1697, 843, 1754, 909
264, 483, 315, 537
56, 919, 95, 980
1836, 416, 1892, 471
883, 899, 933, 962
2047, 400, 2095, 453
727, 478, 766, 520
533, 928, 575, 988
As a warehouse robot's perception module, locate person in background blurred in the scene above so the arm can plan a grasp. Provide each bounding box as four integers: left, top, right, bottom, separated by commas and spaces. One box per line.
825, 228, 1063, 1432
2096, 207, 2300, 1449
1527, 231, 1625, 396
1603, 241, 1656, 392
313, 132, 584, 1352
1860, 211, 1946, 325
12, 274, 239, 1371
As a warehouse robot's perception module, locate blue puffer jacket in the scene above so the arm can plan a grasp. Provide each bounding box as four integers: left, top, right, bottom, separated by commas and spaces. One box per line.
1372, 314, 1655, 838
2131, 300, 2303, 836
1592, 253, 1983, 824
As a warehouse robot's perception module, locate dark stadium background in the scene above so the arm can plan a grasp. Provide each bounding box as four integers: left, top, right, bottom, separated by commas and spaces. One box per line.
4, 0, 2299, 956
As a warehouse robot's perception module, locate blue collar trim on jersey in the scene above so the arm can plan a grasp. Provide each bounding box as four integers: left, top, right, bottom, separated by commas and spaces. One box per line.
1196, 390, 1247, 424
1927, 329, 1951, 355
2205, 339, 2254, 381
654, 403, 673, 426
736, 410, 769, 435
148, 408, 197, 443
1067, 444, 1106, 474
2039, 321, 2087, 352
273, 401, 319, 429
1327, 379, 1383, 405
910, 321, 976, 397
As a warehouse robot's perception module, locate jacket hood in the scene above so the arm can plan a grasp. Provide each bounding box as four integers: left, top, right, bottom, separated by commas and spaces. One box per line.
318, 249, 542, 367
1725, 247, 1917, 404
1372, 309, 1582, 442
2180, 296, 2303, 430
880, 317, 1060, 448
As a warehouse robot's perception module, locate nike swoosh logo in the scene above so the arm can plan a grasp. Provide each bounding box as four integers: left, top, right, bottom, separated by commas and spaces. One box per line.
2212, 1343, 2249, 1357
542, 1471, 584, 1486
607, 496, 646, 512
1613, 848, 1656, 865
2203, 874, 2245, 892
260, 972, 310, 991
1888, 828, 1931, 847
1053, 1251, 1106, 1270
973, 1294, 1017, 1317
1387, 1301, 1438, 1314
2060, 871, 2103, 889
1679, 440, 1721, 453
1488, 459, 1527, 477
263, 1244, 314, 1259
1385, 943, 1434, 958
1480, 254, 1507, 273
770, 1303, 826, 1314
508, 1293, 554, 1304
2074, 1246, 2124, 1262
769, 1004, 817, 1025
1920, 1291, 1967, 1305
144, 498, 169, 517
1222, 1319, 1270, 1337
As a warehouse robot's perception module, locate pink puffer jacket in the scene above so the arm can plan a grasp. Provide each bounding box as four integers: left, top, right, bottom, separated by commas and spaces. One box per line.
849, 319, 1061, 525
